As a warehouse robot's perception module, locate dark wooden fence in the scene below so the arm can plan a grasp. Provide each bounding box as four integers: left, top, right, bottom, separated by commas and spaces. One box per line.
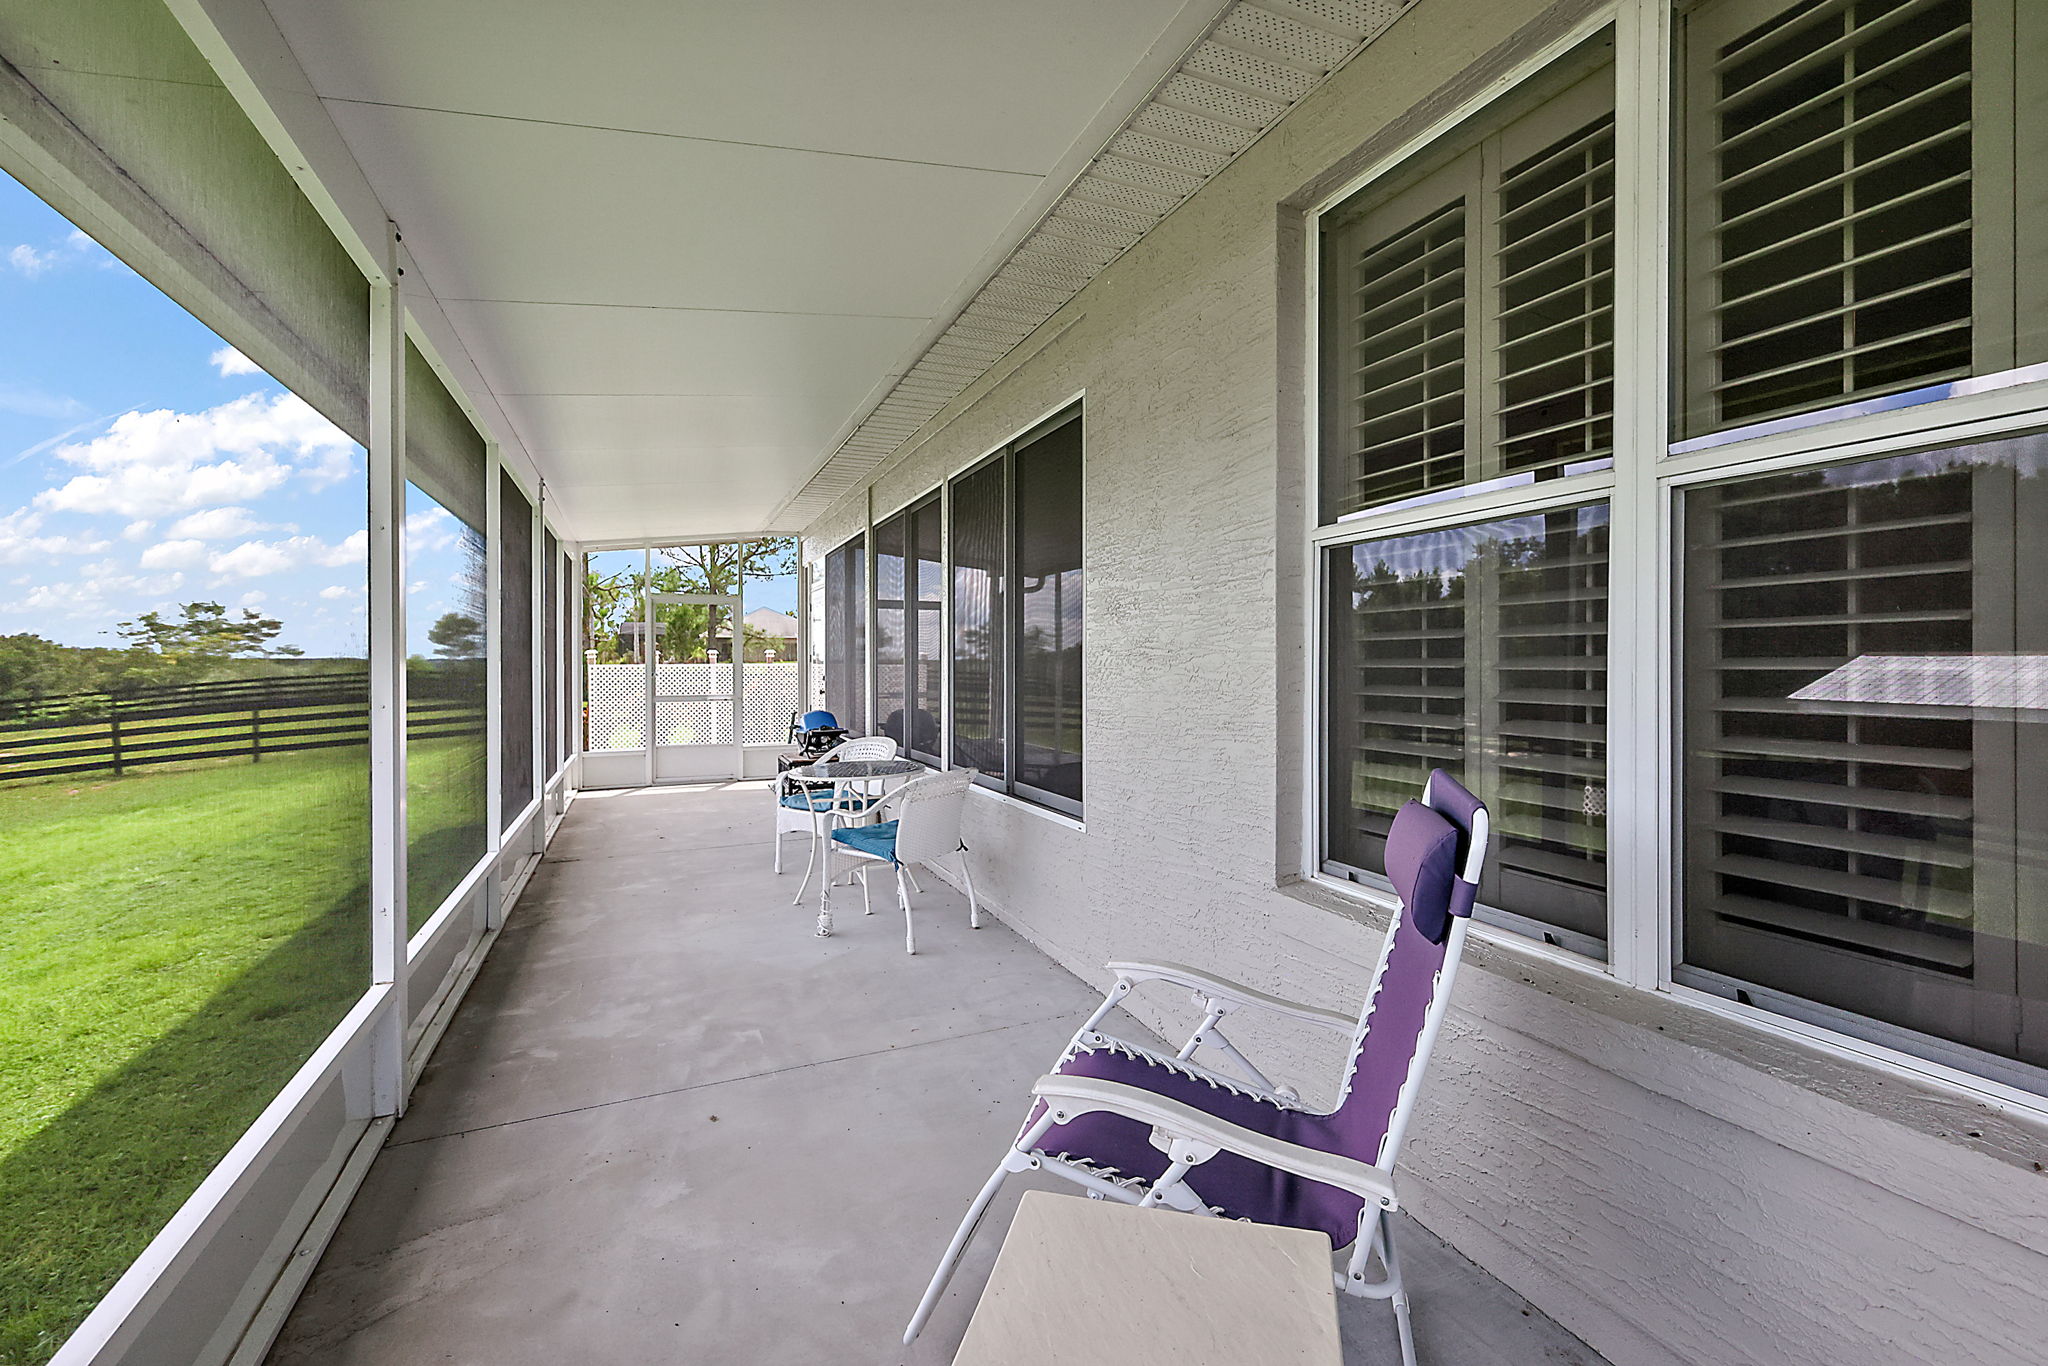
0, 671, 484, 784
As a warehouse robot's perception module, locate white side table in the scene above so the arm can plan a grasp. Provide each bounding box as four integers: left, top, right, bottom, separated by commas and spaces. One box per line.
951, 1190, 1343, 1366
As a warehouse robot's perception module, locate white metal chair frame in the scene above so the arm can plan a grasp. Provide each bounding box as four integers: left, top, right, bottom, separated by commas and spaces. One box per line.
905, 776, 1489, 1366
819, 767, 980, 953
771, 734, 897, 904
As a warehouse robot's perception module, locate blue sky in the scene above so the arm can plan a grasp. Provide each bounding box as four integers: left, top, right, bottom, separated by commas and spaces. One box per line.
0, 169, 794, 660
0, 170, 500, 660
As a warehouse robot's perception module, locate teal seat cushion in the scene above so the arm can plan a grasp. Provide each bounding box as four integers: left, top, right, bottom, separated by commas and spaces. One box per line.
780, 788, 877, 813
830, 819, 899, 864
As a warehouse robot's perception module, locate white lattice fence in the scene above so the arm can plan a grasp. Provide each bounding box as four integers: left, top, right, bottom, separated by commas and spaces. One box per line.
586, 662, 800, 750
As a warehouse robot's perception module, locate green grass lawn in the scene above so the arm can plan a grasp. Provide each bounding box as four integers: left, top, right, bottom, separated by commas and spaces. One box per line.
0, 738, 486, 1364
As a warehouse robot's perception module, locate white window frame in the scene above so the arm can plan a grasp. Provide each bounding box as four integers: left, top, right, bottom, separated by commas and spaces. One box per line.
1299, 0, 2048, 1114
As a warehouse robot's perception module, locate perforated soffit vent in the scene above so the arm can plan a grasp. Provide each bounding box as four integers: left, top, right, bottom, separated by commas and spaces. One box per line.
770, 0, 1414, 530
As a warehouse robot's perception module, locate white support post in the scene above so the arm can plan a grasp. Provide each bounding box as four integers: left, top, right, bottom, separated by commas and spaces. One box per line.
530, 487, 545, 852
367, 227, 409, 1116
483, 442, 506, 930
1606, 0, 1673, 990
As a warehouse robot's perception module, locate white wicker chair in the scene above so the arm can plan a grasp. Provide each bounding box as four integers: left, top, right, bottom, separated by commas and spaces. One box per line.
772, 734, 897, 903
819, 768, 978, 952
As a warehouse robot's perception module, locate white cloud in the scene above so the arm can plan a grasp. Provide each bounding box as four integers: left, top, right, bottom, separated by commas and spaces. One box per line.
238, 590, 267, 607
121, 519, 155, 542
34, 391, 356, 518
209, 346, 262, 378
319, 584, 359, 600
0, 384, 89, 423
167, 506, 284, 540
205, 529, 365, 579
7, 244, 53, 277
0, 508, 112, 564
404, 506, 458, 553
137, 538, 210, 570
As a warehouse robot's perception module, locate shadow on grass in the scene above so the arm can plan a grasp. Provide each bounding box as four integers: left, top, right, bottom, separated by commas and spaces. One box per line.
0, 876, 361, 1365
0, 819, 495, 1366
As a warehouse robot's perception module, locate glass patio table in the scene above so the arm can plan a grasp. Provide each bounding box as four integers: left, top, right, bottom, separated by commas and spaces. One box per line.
792, 759, 925, 937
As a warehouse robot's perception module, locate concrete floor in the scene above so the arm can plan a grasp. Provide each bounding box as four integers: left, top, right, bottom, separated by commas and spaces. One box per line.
268, 781, 1607, 1366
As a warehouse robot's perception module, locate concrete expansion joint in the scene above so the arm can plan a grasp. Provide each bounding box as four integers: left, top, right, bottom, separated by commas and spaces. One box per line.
387, 1009, 1084, 1149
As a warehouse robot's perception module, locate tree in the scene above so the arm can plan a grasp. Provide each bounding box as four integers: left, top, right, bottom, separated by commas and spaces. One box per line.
115, 601, 303, 669
656, 539, 795, 597
428, 612, 484, 659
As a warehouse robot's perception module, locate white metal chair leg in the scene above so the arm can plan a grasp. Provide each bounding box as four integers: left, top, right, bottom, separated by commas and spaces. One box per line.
959, 851, 979, 928
860, 865, 874, 916
898, 865, 915, 954
791, 819, 822, 905
815, 834, 834, 938
1384, 1212, 1417, 1366
773, 825, 783, 873
902, 864, 924, 896
904, 1161, 1013, 1344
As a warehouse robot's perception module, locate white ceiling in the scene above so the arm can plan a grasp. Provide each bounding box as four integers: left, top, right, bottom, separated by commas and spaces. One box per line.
261, 0, 1222, 542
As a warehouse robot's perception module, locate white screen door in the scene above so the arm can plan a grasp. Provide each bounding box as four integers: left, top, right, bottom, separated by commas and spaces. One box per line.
643, 590, 743, 782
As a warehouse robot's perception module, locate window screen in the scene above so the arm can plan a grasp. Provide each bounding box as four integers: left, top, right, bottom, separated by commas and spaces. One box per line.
950, 459, 1006, 783
544, 529, 560, 775
910, 498, 945, 764
823, 536, 866, 734
1320, 55, 1615, 522
1680, 435, 2047, 1069
873, 512, 908, 750
1325, 505, 1609, 948
499, 473, 534, 826
1676, 0, 2048, 439
1014, 419, 1084, 811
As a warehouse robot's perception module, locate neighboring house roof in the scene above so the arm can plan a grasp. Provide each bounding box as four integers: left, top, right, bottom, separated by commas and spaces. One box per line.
714, 607, 798, 638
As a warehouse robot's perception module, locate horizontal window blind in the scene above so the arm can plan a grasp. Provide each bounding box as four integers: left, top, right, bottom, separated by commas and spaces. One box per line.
1679, 0, 1982, 436
1325, 505, 1609, 944
1496, 114, 1616, 476
1338, 197, 1469, 513
1681, 436, 2046, 1068
1320, 49, 1616, 522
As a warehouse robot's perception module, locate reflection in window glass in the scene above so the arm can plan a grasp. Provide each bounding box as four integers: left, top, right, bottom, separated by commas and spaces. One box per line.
1681, 436, 2047, 1071
824, 536, 866, 735
499, 473, 534, 823
1325, 505, 1608, 949
909, 500, 944, 762
1014, 420, 1084, 807
405, 483, 487, 927
950, 462, 1005, 780
0, 173, 369, 1353
874, 513, 910, 750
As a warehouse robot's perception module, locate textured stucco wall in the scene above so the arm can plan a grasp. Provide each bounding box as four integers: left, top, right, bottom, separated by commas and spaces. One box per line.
799, 3, 2048, 1364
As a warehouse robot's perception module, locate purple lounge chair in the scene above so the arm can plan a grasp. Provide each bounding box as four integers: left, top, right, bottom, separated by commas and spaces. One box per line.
905, 770, 1489, 1365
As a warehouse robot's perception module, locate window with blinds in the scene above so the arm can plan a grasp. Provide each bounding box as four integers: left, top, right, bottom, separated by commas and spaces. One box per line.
1497, 116, 1615, 477
1679, 436, 2046, 1069
823, 535, 866, 734
1319, 51, 1616, 523
1677, 0, 2048, 439
950, 459, 1006, 783
1324, 504, 1609, 947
